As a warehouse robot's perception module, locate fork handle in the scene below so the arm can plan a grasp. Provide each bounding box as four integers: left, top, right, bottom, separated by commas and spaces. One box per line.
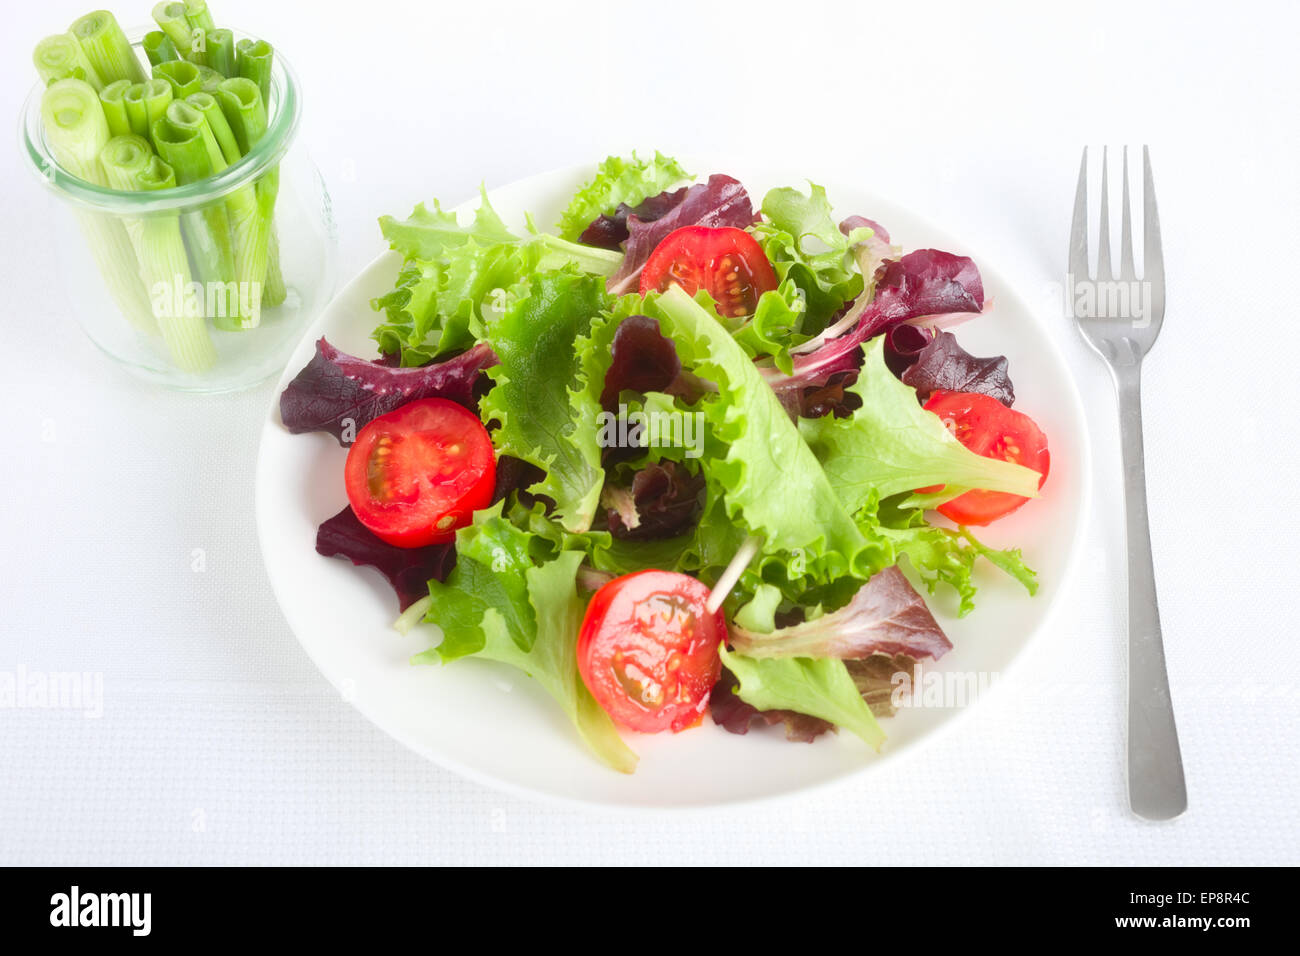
1114, 365, 1187, 820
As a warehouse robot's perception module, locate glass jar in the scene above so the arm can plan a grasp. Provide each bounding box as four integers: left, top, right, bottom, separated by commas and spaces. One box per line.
19, 31, 336, 392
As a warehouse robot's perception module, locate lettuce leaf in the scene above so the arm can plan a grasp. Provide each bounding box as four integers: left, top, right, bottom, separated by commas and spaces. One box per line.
800, 337, 1042, 506
418, 511, 637, 773
556, 151, 690, 241
379, 185, 520, 261
752, 183, 871, 332
480, 270, 610, 532
718, 646, 886, 750
649, 285, 882, 585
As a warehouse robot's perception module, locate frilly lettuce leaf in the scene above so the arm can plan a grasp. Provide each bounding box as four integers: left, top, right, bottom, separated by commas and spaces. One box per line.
751, 182, 871, 333
417, 511, 637, 773
379, 185, 519, 261
800, 337, 1042, 507
556, 151, 690, 241
718, 646, 885, 750
480, 270, 610, 532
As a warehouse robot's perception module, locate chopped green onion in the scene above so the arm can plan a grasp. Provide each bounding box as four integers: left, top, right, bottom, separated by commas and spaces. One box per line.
70, 10, 145, 85
43, 79, 155, 331
196, 64, 223, 93
103, 143, 217, 373
98, 79, 132, 137
152, 59, 201, 98
204, 28, 235, 76
141, 78, 174, 140
186, 91, 239, 165
142, 30, 178, 67
184, 0, 215, 32
151, 2, 195, 53
122, 82, 148, 137
216, 76, 267, 154
34, 33, 104, 89
234, 39, 272, 103
152, 104, 237, 315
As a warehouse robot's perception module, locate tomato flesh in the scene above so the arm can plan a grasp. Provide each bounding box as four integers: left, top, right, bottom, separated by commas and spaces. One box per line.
639, 226, 777, 319
920, 391, 1050, 526
344, 398, 496, 548
577, 571, 724, 733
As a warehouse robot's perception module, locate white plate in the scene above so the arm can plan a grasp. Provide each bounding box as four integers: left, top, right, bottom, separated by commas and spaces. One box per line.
255, 162, 1091, 809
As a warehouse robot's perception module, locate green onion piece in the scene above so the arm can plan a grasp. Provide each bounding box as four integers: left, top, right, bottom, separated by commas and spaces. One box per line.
215, 76, 267, 154
186, 91, 239, 165
98, 79, 132, 137
153, 106, 237, 312
127, 153, 218, 373
34, 33, 105, 89
234, 39, 272, 103
42, 80, 155, 331
122, 83, 149, 137
196, 65, 223, 93
204, 28, 235, 76
142, 30, 178, 66
152, 2, 195, 53
99, 133, 153, 190
70, 11, 145, 85
184, 0, 215, 32
152, 59, 201, 98
164, 99, 224, 172
141, 78, 174, 142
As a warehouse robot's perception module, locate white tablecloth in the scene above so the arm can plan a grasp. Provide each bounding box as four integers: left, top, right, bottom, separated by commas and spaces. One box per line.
2, 0, 1296, 865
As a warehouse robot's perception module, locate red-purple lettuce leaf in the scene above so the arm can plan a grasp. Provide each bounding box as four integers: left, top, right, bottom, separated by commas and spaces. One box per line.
900, 331, 1015, 406
882, 324, 936, 377
727, 565, 952, 661
605, 461, 705, 541
280, 338, 498, 446
579, 186, 690, 250
315, 506, 456, 612
763, 250, 985, 402
607, 175, 760, 294
600, 314, 681, 410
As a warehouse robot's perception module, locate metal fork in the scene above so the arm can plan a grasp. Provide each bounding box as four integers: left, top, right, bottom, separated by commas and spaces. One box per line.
1069, 146, 1187, 821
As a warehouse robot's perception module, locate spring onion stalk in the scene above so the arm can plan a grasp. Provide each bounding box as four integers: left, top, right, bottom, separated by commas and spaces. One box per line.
151, 2, 195, 54
98, 79, 132, 136
142, 78, 174, 135
70, 11, 145, 85
196, 65, 222, 93
142, 30, 178, 66
184, 0, 215, 32
152, 105, 238, 321
122, 82, 148, 137
34, 33, 105, 88
204, 28, 235, 76
102, 141, 217, 372
234, 39, 272, 102
152, 59, 201, 98
214, 77, 277, 326
42, 79, 155, 332
185, 91, 238, 164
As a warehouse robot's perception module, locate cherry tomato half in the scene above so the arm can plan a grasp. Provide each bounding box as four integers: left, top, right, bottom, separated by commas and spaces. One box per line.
639, 226, 778, 319
577, 571, 724, 733
344, 398, 496, 548
920, 391, 1050, 526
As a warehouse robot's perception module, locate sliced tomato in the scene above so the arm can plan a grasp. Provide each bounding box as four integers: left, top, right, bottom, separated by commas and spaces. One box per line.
344, 398, 496, 548
639, 226, 777, 318
577, 571, 724, 734
920, 391, 1050, 525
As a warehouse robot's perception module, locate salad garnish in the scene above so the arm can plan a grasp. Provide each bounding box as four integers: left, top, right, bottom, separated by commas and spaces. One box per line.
281, 152, 1052, 773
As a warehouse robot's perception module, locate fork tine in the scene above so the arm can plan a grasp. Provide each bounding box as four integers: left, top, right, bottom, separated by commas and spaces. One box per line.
1096, 146, 1113, 281
1119, 145, 1136, 280
1142, 145, 1164, 288
1069, 147, 1090, 281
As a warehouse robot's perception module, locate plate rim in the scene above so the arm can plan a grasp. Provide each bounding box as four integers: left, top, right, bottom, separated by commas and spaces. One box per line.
254, 160, 1094, 811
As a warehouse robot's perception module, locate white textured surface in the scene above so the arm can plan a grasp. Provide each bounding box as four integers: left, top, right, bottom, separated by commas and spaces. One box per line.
1, 0, 1297, 864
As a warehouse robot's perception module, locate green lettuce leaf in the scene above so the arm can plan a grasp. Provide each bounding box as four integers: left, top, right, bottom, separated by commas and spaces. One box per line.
556, 151, 690, 240
718, 646, 885, 750
649, 285, 881, 585
379, 185, 520, 261
481, 270, 610, 532
418, 512, 637, 773
751, 182, 871, 333
800, 337, 1043, 507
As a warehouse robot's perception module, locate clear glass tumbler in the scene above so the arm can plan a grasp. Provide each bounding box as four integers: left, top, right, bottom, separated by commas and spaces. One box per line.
19, 30, 336, 392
